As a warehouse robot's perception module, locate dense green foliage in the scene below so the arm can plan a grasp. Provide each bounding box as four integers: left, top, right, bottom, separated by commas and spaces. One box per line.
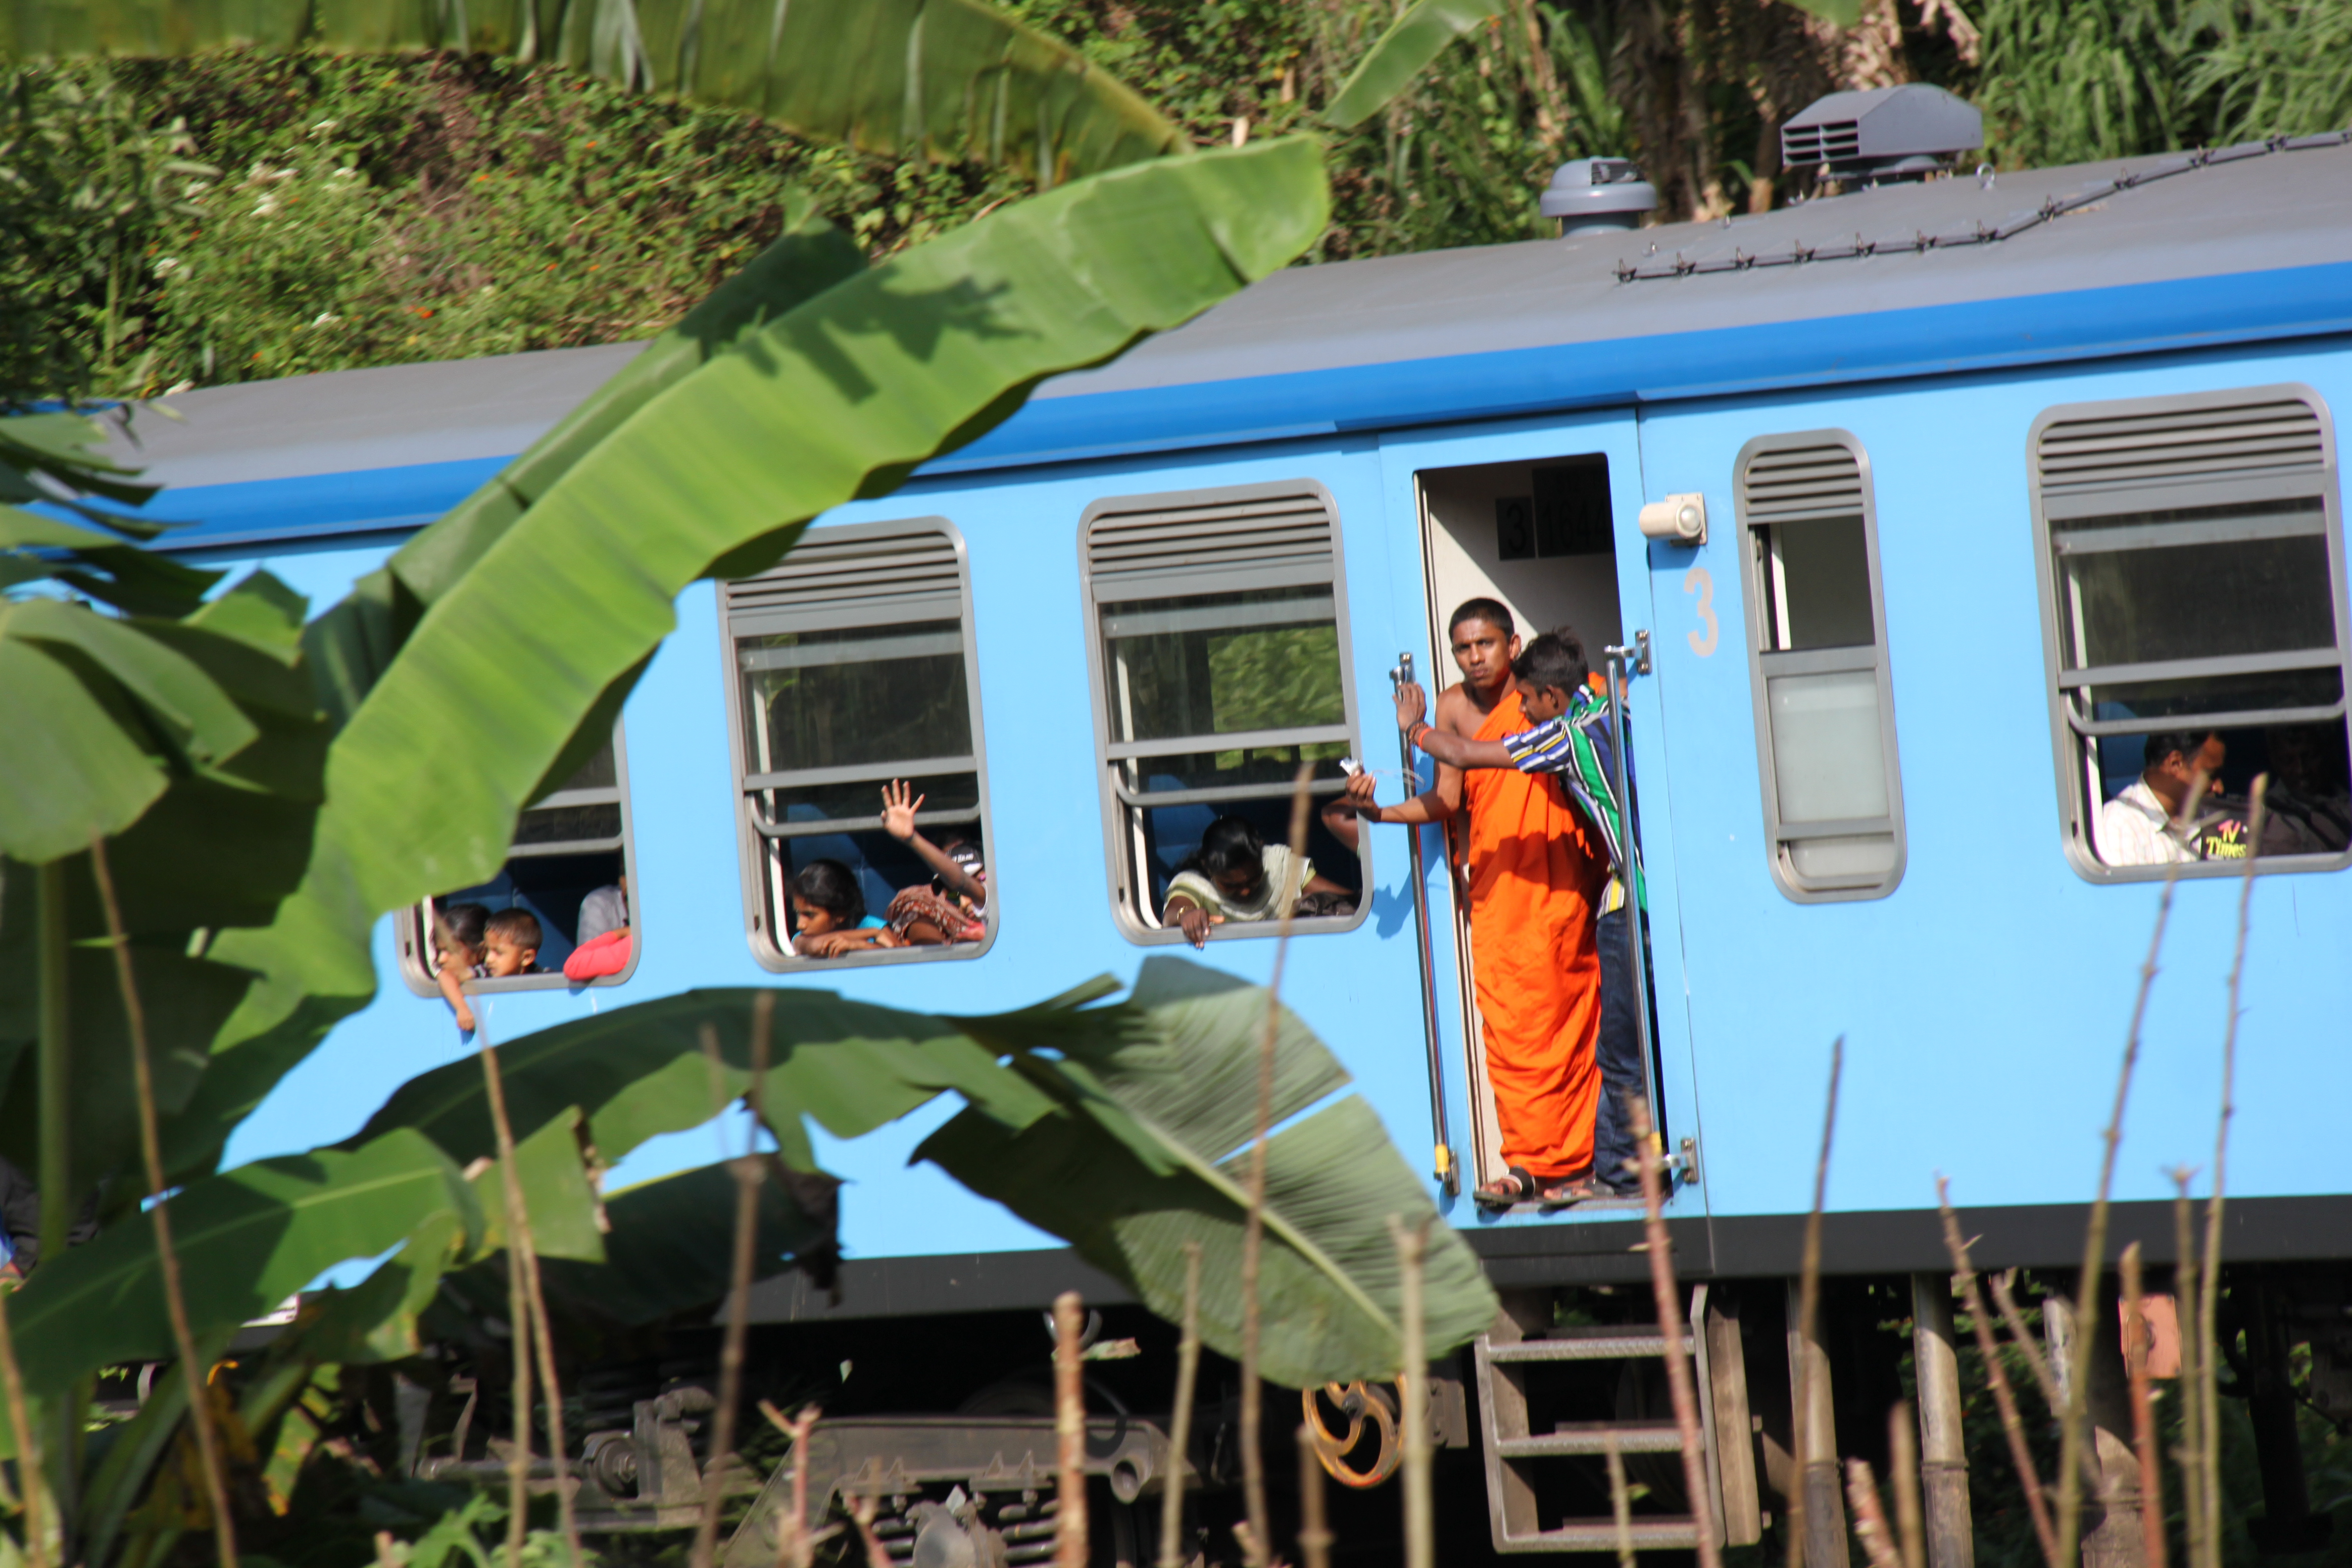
6, 0, 2347, 409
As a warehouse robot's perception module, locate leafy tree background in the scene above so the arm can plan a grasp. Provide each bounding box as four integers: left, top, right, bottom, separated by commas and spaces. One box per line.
5, 0, 2349, 409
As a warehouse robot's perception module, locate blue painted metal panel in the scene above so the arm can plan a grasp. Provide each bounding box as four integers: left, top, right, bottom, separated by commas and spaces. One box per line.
195, 326, 2352, 1274
933, 261, 2352, 475
1630, 341, 2352, 1225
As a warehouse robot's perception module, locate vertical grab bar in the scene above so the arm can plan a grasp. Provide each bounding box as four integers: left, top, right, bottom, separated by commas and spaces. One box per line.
1392, 653, 1460, 1196
1603, 635, 1664, 1161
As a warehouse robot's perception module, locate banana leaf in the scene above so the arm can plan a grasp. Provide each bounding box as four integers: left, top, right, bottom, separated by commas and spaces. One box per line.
1323, 0, 1858, 131
350, 959, 1495, 1388
1, 1128, 482, 1405
180, 136, 1326, 1182
918, 958, 1499, 1387
347, 982, 1099, 1174
457, 1158, 836, 1334
0, 0, 1185, 185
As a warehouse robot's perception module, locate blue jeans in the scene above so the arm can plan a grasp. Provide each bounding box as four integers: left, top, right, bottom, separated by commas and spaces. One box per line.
1593, 905, 1650, 1195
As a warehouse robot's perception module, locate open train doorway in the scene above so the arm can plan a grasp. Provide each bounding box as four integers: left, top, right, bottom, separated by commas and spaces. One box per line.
1414, 455, 1632, 1198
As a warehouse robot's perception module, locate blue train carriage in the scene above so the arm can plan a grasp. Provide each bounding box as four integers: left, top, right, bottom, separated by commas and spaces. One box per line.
123, 85, 2352, 1563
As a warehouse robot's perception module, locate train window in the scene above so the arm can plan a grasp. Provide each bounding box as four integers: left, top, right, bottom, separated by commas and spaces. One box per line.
2029, 386, 2352, 878
397, 728, 640, 996
1734, 433, 1907, 901
1078, 480, 1369, 940
718, 519, 996, 968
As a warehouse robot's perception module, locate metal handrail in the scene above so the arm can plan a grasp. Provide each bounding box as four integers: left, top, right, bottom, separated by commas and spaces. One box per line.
1110, 776, 1348, 809
749, 804, 982, 840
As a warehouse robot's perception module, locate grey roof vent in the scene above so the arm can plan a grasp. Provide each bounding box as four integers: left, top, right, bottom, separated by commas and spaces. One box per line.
1781, 84, 1983, 184
1540, 158, 1659, 234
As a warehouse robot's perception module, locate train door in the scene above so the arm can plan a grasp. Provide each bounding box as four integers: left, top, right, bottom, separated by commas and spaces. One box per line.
1413, 455, 1636, 1195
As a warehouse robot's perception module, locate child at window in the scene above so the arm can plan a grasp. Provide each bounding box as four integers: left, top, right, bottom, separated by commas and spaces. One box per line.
431, 900, 490, 1033
879, 780, 987, 945
483, 908, 545, 977
1162, 816, 1355, 947
790, 859, 902, 958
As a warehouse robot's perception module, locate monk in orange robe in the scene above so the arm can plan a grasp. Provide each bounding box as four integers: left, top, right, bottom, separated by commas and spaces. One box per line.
1459, 687, 1610, 1195
1333, 600, 1610, 1207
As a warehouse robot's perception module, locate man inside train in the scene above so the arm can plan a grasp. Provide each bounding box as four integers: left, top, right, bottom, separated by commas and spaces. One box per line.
2098, 728, 2225, 866
1336, 601, 1610, 1211
1369, 628, 1646, 1202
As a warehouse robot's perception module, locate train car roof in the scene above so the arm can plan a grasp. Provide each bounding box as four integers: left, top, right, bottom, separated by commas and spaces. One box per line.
98, 133, 2352, 549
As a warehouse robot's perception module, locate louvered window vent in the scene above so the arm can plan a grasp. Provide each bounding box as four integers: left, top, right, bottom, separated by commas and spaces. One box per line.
2036, 398, 2326, 497
724, 525, 963, 632
1739, 443, 1865, 522
1085, 489, 1334, 600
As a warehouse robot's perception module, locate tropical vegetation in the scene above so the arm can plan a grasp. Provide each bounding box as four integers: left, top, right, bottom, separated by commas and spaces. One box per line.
0, 2, 1508, 1563
7, 0, 2352, 411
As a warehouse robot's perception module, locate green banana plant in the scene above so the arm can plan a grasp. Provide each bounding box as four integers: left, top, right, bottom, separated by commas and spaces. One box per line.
1322, 0, 1862, 133
0, 0, 1184, 186
0, 1, 1517, 1556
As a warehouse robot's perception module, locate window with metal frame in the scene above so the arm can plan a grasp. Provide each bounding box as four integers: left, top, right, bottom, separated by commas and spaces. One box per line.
719, 518, 995, 968
397, 728, 640, 996
1735, 432, 1907, 901
2030, 386, 2352, 877
1079, 480, 1368, 939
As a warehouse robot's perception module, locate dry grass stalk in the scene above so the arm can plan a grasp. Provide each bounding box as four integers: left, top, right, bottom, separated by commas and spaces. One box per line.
1055, 1291, 1090, 1568
693, 992, 777, 1568
432, 906, 533, 1568
1236, 763, 1316, 1568
0, 1290, 45, 1568
1157, 1241, 1204, 1568
2168, 1174, 2207, 1568
1985, 1271, 2060, 1414
1784, 1039, 1842, 1568
466, 975, 585, 1568
1605, 1431, 1635, 1568
756, 1401, 820, 1568
90, 835, 234, 1568
1935, 1182, 2057, 1566
1888, 1404, 1924, 1568
1984, 1270, 2102, 1499
847, 1493, 894, 1568
1297, 1424, 1332, 1568
1389, 1214, 1434, 1568
2198, 776, 2265, 1563
517, 1188, 582, 1565
2057, 770, 2204, 1567
1629, 1097, 1717, 1568
2119, 1245, 2166, 1568
1845, 1458, 1900, 1568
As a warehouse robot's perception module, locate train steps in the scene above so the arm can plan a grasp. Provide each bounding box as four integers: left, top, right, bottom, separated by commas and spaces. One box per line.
1472, 1286, 1762, 1554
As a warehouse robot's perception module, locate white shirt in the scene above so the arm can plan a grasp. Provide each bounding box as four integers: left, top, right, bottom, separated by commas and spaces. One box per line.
2096, 778, 2197, 866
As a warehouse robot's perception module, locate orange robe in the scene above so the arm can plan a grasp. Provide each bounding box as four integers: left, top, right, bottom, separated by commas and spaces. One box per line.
1460, 689, 1610, 1182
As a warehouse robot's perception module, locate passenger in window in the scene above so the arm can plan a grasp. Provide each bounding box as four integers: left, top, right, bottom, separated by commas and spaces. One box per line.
482, 908, 547, 977
879, 780, 987, 945
2098, 730, 2224, 866
1162, 816, 1356, 947
789, 859, 903, 958
431, 900, 490, 1033
565, 878, 633, 981
2257, 726, 2352, 854
1339, 600, 1610, 1212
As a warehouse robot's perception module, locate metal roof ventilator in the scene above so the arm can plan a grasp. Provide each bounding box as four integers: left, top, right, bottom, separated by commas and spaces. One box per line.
1781, 84, 1984, 187
1540, 157, 1660, 234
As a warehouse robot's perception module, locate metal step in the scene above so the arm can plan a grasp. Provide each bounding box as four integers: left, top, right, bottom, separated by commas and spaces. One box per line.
1484, 1329, 1691, 1363
1505, 1519, 1704, 1552
1474, 1289, 1729, 1555
1496, 1420, 1684, 1459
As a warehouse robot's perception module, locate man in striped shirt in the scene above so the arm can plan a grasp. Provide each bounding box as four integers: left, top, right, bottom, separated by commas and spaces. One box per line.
1377, 627, 1648, 1199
